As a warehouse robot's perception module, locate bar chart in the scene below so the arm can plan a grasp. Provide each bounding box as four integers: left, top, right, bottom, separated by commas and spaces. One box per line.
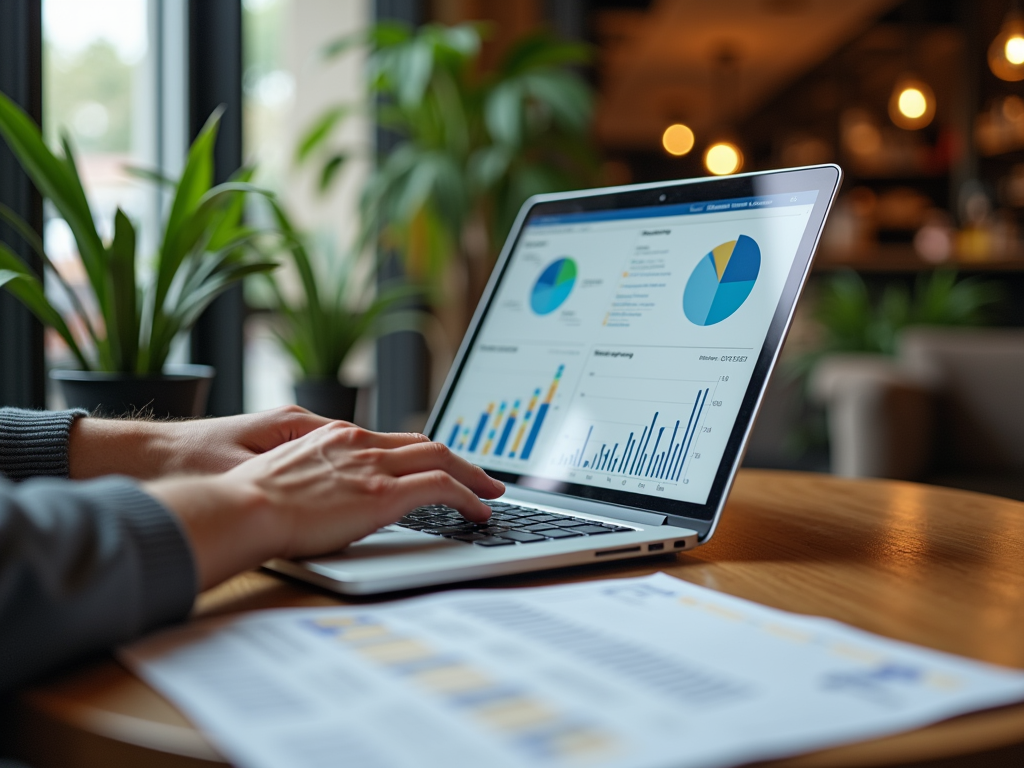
555, 387, 710, 482
446, 365, 565, 461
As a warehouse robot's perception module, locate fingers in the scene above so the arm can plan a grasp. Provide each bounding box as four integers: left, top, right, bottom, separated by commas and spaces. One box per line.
387, 471, 494, 523
376, 441, 505, 500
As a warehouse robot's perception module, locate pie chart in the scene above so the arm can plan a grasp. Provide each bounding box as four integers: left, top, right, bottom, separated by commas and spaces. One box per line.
531, 257, 577, 315
683, 235, 760, 326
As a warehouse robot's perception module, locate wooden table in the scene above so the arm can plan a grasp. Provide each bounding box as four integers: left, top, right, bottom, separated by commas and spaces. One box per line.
9, 470, 1024, 768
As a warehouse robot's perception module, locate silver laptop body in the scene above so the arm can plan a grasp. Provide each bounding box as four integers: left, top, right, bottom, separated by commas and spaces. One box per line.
268, 165, 842, 594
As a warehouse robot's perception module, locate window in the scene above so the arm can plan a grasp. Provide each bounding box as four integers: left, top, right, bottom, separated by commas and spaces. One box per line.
241, 0, 371, 414
41, 0, 186, 402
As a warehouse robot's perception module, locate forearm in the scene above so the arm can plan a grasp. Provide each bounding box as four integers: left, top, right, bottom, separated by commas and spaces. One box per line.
69, 417, 179, 480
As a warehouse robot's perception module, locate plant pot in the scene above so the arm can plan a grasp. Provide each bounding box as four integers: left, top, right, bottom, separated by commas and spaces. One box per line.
294, 379, 357, 422
51, 364, 216, 419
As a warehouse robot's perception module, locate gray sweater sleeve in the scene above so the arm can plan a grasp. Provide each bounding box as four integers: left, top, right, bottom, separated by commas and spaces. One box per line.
0, 409, 197, 691
0, 407, 88, 481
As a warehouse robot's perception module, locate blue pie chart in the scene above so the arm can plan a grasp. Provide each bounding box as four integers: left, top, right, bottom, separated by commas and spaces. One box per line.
683, 235, 760, 326
531, 258, 577, 315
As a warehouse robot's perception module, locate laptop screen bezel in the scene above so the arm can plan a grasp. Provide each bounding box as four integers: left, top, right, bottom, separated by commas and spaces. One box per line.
425, 165, 841, 530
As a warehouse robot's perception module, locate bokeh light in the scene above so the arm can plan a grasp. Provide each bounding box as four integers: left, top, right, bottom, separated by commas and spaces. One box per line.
888, 77, 935, 129
661, 123, 695, 156
704, 142, 743, 175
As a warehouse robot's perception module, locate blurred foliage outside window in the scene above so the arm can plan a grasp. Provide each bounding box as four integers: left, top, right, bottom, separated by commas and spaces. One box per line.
41, 0, 160, 384
299, 22, 601, 318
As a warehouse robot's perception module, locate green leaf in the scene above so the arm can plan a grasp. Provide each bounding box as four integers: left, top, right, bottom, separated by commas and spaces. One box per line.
0, 91, 107, 312
157, 107, 222, 304
499, 33, 591, 77
106, 208, 139, 371
124, 165, 176, 188
485, 81, 524, 146
0, 245, 89, 369
523, 70, 593, 134
296, 106, 352, 164
397, 38, 435, 108
0, 202, 104, 355
319, 153, 349, 192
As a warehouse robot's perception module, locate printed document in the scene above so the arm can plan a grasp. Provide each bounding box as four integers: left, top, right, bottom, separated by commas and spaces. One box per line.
121, 574, 1024, 768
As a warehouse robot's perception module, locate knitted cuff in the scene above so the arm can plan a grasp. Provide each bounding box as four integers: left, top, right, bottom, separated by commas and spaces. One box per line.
0, 408, 88, 481
96, 479, 199, 630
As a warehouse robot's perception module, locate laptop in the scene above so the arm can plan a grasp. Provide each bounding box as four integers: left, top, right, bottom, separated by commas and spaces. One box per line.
268, 164, 842, 594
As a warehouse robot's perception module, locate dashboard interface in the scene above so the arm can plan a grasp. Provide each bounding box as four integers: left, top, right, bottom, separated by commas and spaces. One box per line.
434, 190, 818, 507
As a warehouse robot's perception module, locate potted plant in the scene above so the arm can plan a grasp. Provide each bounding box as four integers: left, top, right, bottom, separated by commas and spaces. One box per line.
0, 93, 276, 417
263, 203, 419, 421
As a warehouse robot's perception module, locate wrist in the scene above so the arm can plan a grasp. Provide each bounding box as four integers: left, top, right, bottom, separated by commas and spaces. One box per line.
69, 417, 173, 480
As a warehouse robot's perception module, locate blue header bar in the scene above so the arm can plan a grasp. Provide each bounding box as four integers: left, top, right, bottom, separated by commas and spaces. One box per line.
527, 190, 819, 227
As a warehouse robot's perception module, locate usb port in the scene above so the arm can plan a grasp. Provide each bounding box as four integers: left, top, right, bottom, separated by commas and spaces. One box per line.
648, 543, 664, 552
674, 540, 688, 549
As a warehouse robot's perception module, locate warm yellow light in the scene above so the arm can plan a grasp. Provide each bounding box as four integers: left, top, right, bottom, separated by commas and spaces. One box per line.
662, 123, 695, 156
989, 15, 1024, 81
897, 88, 927, 119
888, 76, 935, 130
704, 142, 742, 175
1006, 35, 1024, 65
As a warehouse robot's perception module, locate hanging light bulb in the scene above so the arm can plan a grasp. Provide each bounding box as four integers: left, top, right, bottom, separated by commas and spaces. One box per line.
704, 142, 743, 175
888, 75, 936, 130
990, 6, 1024, 81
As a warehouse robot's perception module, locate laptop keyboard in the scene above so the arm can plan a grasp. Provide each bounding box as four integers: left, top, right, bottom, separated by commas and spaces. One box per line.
395, 500, 633, 547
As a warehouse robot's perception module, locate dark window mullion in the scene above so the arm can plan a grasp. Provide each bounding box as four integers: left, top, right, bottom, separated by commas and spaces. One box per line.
0, 0, 45, 409
188, 0, 244, 416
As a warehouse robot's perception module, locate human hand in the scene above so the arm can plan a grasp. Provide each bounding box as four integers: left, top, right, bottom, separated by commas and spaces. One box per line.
145, 423, 505, 590
69, 406, 332, 480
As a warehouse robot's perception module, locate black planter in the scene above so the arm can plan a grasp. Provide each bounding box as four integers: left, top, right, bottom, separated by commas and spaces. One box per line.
294, 379, 357, 422
52, 365, 215, 418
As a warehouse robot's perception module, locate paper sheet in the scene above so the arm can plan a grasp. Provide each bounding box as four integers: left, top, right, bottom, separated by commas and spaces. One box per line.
121, 574, 1024, 768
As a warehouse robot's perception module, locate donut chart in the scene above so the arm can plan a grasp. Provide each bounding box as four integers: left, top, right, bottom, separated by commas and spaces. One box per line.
531, 257, 577, 315
683, 235, 760, 326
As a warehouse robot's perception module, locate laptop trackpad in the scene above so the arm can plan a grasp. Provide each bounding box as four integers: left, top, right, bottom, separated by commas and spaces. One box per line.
327, 527, 460, 561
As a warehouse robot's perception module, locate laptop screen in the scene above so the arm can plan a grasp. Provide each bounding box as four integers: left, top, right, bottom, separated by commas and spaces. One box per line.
428, 168, 838, 522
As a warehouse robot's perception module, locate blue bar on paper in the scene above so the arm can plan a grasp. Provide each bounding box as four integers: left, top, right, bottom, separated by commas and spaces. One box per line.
520, 403, 550, 460
446, 423, 460, 447
469, 412, 489, 453
495, 416, 516, 456
584, 461, 590, 468
608, 443, 619, 473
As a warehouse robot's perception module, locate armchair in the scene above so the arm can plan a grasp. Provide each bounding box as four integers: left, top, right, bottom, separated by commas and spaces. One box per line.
810, 327, 1024, 501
